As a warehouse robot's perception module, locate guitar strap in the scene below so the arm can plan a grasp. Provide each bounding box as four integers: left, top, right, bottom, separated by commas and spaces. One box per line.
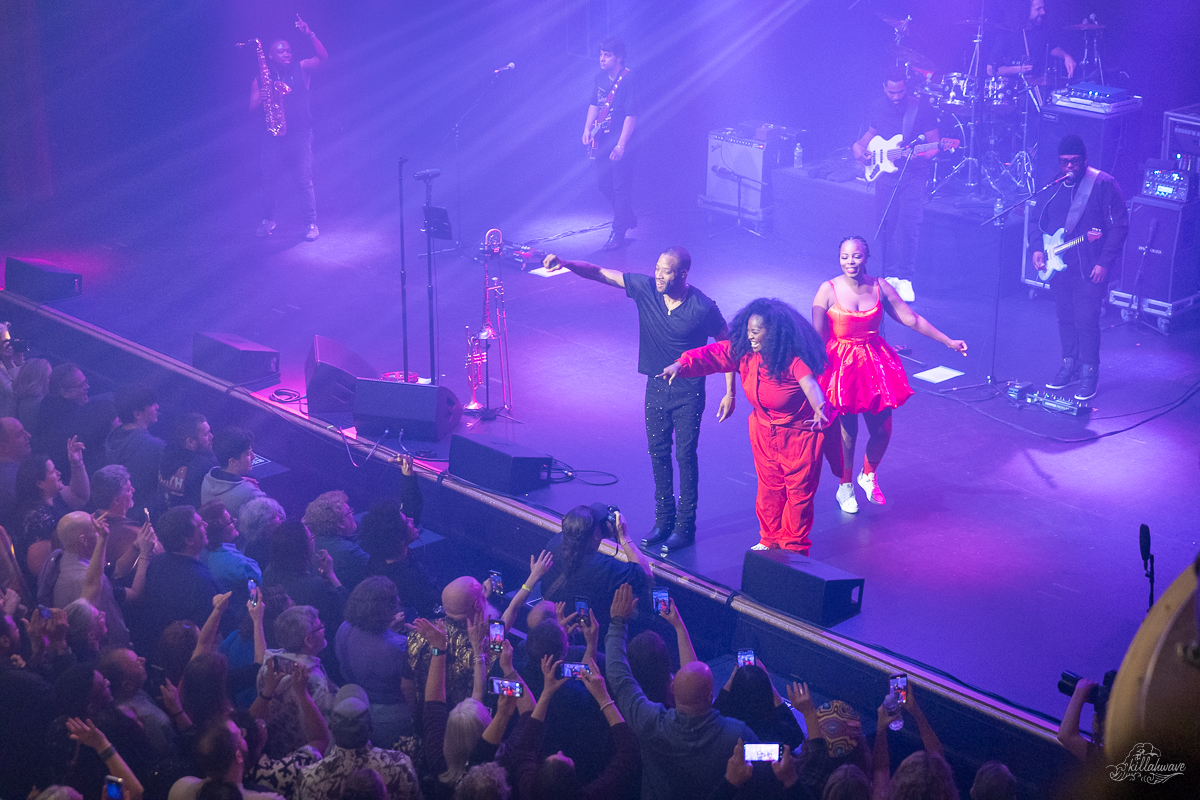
594, 68, 630, 136
901, 100, 918, 143
1064, 167, 1100, 236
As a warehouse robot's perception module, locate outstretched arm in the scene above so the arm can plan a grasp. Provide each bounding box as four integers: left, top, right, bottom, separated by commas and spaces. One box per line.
296, 16, 328, 69
62, 437, 90, 509
541, 254, 625, 288
878, 280, 966, 354
1056, 678, 1097, 762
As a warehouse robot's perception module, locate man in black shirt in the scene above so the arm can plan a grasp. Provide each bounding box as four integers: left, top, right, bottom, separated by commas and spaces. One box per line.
988, 0, 1077, 84
250, 15, 328, 242
543, 247, 733, 553
852, 66, 939, 303
1029, 135, 1127, 401
583, 37, 639, 251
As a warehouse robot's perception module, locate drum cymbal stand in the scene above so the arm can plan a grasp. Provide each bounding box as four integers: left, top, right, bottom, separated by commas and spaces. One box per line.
930, 20, 998, 203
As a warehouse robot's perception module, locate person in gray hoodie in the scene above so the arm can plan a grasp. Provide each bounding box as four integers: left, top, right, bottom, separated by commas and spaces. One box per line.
201, 427, 267, 519
104, 386, 166, 513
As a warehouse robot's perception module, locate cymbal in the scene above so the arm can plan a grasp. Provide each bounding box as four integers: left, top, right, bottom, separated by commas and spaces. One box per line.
1064, 21, 1106, 30
887, 44, 935, 70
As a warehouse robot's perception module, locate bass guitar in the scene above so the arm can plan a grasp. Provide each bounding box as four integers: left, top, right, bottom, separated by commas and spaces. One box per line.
1038, 227, 1104, 280
863, 135, 959, 182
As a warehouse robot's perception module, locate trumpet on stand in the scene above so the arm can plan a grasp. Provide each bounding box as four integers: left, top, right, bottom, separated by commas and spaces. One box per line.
464, 229, 514, 420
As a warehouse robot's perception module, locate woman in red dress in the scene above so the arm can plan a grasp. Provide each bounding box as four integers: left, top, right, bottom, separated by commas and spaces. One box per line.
659, 298, 830, 553
812, 236, 967, 514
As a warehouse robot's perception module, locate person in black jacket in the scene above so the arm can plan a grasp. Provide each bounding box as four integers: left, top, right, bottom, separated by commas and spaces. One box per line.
1031, 134, 1128, 401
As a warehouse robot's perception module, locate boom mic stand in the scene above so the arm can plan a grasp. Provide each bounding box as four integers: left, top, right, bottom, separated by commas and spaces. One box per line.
397, 157, 411, 382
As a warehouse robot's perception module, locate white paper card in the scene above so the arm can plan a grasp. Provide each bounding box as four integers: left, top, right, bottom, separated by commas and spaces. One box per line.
913, 366, 964, 384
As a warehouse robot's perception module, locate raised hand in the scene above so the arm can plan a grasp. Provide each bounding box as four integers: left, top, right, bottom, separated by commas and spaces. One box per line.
294, 14, 312, 36
314, 549, 334, 577
413, 618, 448, 652
66, 717, 110, 753
539, 654, 567, 698
289, 661, 313, 697
160, 678, 183, 716
579, 658, 611, 705
466, 608, 487, 656
555, 601, 581, 634
528, 550, 553, 583
499, 638, 515, 676
212, 591, 233, 615
787, 682, 816, 716
247, 586, 266, 622
581, 607, 599, 652
610, 582, 637, 621
259, 657, 287, 700
661, 597, 683, 628
67, 435, 86, 465
725, 739, 753, 787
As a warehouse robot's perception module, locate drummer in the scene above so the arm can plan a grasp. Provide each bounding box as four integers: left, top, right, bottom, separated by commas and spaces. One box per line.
987, 0, 1077, 81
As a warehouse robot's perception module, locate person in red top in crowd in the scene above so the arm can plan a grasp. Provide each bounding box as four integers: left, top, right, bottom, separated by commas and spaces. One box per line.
812, 236, 967, 515
659, 298, 831, 553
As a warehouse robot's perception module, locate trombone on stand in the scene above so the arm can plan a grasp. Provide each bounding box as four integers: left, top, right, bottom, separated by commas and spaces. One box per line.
464, 229, 514, 421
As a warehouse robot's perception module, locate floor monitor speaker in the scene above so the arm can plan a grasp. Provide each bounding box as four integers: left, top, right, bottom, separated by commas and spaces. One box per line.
353, 379, 462, 441
193, 332, 280, 390
448, 434, 551, 495
304, 335, 378, 414
4, 257, 82, 302
741, 549, 864, 626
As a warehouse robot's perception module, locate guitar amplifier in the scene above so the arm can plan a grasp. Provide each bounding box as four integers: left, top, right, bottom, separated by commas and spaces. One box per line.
701, 129, 778, 216
1117, 197, 1200, 304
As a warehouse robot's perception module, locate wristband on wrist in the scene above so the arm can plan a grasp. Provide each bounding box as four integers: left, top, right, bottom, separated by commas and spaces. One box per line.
97, 744, 116, 761
258, 691, 274, 701
431, 647, 446, 657
521, 583, 534, 593
599, 700, 616, 713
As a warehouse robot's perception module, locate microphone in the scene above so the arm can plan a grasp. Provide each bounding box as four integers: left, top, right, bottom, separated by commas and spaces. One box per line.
905, 133, 926, 147
712, 165, 735, 177
494, 62, 516, 74
1139, 523, 1151, 567
413, 168, 441, 181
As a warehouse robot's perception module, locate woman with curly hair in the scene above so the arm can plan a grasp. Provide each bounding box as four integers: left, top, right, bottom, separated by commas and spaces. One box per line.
812, 236, 966, 514
660, 298, 830, 553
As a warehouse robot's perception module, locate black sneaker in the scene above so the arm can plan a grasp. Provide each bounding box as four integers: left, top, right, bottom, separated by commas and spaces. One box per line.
602, 229, 627, 251
1046, 358, 1079, 390
1074, 364, 1098, 401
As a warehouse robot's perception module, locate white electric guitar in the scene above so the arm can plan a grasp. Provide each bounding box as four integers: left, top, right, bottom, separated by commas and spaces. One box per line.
863, 135, 959, 182
1038, 227, 1104, 280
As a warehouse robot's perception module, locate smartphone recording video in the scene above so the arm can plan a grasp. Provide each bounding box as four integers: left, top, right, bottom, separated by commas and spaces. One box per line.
652, 587, 669, 614
557, 662, 588, 679
744, 743, 782, 762
488, 570, 504, 595
488, 620, 505, 652
490, 677, 523, 697
737, 649, 756, 668
888, 672, 908, 705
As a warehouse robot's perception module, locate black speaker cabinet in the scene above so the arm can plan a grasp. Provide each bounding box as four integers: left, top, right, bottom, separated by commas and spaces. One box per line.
193, 332, 280, 390
1037, 106, 1138, 194
4, 257, 82, 302
741, 549, 864, 627
1119, 198, 1200, 303
353, 379, 463, 441
448, 434, 551, 495
304, 335, 378, 414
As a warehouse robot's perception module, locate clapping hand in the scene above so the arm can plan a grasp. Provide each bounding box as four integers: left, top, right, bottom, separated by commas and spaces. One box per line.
413, 618, 448, 652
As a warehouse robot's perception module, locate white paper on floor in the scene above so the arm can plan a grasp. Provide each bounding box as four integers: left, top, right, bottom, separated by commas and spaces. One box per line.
914, 366, 965, 384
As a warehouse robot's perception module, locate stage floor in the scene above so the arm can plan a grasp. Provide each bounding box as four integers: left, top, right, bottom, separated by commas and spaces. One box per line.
4, 173, 1199, 726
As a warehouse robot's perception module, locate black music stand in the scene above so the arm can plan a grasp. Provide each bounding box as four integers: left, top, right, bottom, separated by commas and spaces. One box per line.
418, 171, 453, 385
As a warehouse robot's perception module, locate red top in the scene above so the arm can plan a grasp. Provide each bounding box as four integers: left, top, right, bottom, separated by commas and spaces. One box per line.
677, 340, 817, 430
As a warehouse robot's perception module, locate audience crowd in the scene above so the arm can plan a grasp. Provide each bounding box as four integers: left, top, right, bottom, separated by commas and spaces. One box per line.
0, 349, 1108, 800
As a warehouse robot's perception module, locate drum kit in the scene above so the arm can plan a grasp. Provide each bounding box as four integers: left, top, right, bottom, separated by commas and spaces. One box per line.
878, 12, 1106, 202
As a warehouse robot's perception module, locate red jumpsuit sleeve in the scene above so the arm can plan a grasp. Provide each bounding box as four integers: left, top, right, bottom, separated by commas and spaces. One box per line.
789, 357, 814, 384
676, 340, 738, 378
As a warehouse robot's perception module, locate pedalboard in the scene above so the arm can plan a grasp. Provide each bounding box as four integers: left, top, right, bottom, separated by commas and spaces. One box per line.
1006, 381, 1091, 416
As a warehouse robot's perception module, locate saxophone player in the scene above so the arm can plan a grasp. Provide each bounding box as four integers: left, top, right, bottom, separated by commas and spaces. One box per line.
249, 15, 328, 241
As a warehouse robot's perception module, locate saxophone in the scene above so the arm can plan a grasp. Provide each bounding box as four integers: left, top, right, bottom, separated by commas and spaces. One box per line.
253, 38, 291, 136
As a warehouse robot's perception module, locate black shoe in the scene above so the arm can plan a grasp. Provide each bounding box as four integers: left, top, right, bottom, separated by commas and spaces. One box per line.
602, 229, 627, 251
641, 526, 673, 548
1046, 358, 1080, 390
659, 530, 695, 555
1074, 364, 1098, 401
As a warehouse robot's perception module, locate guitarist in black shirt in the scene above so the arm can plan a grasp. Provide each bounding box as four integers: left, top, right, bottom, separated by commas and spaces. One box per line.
582, 38, 639, 251
1030, 135, 1127, 400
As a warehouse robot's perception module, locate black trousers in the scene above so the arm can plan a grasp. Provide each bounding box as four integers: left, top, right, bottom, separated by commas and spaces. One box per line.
874, 173, 926, 281
644, 377, 705, 533
593, 134, 636, 231
1051, 265, 1107, 366
261, 129, 316, 224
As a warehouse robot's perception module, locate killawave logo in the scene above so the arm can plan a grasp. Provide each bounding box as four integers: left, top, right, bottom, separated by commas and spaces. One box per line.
1108, 743, 1186, 785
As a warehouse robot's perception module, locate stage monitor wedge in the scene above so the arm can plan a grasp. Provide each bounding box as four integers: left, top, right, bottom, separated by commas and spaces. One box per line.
4, 257, 82, 303
193, 332, 280, 390
741, 549, 864, 627
304, 335, 378, 414
353, 378, 462, 441
448, 434, 551, 495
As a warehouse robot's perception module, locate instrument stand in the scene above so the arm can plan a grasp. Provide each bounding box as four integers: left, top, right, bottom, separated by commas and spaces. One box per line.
418, 173, 454, 385
1078, 26, 1106, 85
397, 157, 413, 382
1104, 226, 1165, 337
709, 169, 766, 239
465, 231, 518, 423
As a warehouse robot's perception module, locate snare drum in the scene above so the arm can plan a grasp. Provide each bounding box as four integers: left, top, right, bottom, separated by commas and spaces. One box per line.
942, 73, 974, 107
985, 76, 1014, 106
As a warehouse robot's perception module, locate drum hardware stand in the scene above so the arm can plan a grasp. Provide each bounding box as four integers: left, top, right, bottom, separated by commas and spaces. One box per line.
464, 229, 517, 422
417, 170, 454, 385
1076, 16, 1106, 85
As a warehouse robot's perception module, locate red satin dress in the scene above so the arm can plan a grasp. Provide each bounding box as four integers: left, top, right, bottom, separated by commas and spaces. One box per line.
822, 280, 914, 415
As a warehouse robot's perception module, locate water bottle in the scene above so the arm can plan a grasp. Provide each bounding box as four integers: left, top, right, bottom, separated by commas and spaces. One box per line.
793, 141, 804, 169
883, 692, 904, 731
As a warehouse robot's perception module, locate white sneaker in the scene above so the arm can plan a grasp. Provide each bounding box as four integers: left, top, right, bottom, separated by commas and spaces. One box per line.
256, 219, 276, 237
857, 471, 886, 505
836, 483, 859, 514
750, 543, 770, 551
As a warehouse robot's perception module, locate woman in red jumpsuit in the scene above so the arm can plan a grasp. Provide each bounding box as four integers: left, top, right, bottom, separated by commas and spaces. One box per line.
659, 298, 830, 553
812, 236, 967, 514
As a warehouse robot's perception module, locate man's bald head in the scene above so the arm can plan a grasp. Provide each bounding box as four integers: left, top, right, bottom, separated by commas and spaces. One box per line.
441, 576, 484, 619
526, 600, 556, 630
672, 661, 715, 715
56, 511, 99, 556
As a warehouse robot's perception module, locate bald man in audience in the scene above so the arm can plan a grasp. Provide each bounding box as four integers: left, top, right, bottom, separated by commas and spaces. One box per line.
406, 575, 494, 722
605, 583, 755, 800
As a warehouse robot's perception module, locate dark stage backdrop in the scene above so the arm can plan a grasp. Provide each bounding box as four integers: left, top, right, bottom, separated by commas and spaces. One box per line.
1, 0, 1198, 236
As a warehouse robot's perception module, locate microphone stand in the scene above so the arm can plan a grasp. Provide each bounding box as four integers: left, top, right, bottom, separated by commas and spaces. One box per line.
449, 71, 502, 253
1145, 551, 1156, 614
943, 175, 1067, 394
709, 166, 765, 239
417, 173, 443, 384
397, 157, 411, 382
